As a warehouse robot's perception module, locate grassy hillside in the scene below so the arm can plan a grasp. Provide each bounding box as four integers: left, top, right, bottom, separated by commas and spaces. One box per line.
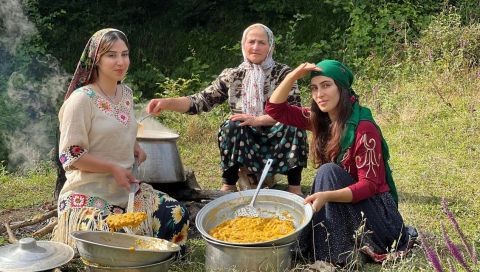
0, 10, 479, 272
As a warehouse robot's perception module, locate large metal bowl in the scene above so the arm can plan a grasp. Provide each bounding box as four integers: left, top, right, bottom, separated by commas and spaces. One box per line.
195, 189, 313, 246
83, 254, 175, 272
71, 231, 180, 267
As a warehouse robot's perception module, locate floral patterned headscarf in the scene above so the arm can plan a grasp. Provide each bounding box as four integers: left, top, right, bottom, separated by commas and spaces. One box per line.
64, 28, 127, 100
239, 23, 275, 116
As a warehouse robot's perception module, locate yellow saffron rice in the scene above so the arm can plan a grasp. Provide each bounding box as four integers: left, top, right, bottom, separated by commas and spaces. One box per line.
106, 212, 147, 232
209, 216, 295, 243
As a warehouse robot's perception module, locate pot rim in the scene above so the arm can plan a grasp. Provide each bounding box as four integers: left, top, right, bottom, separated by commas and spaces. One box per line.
203, 235, 296, 249
195, 189, 313, 246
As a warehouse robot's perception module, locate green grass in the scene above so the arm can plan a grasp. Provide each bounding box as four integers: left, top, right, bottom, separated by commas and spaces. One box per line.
1, 54, 479, 272
1, 74, 478, 270
0, 165, 56, 210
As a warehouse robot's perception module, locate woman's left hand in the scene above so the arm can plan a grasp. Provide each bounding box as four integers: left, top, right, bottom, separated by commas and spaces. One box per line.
304, 192, 328, 213
230, 114, 257, 126
134, 143, 147, 163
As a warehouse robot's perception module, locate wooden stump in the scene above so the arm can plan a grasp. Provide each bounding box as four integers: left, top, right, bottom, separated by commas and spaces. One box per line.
237, 167, 278, 190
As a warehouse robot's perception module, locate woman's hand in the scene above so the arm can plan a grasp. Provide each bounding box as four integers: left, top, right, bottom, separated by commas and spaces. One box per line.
111, 165, 136, 191
304, 188, 354, 212
230, 114, 277, 127
289, 62, 321, 81
146, 98, 167, 115
230, 113, 258, 126
269, 62, 321, 104
134, 142, 147, 163
304, 192, 328, 212
146, 97, 191, 115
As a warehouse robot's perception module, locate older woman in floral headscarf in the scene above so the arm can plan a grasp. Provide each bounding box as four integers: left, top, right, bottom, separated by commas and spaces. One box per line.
146, 23, 308, 194
52, 28, 189, 250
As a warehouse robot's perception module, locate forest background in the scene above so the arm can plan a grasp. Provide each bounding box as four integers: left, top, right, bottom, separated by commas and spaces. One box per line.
0, 0, 479, 271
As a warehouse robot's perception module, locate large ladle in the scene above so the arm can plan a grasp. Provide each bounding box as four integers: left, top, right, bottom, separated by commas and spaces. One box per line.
234, 158, 273, 217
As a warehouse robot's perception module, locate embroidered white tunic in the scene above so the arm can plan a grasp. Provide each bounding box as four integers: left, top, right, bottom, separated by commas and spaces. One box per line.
58, 85, 136, 207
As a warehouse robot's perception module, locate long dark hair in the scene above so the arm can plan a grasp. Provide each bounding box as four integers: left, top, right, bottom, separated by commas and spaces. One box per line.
309, 81, 353, 168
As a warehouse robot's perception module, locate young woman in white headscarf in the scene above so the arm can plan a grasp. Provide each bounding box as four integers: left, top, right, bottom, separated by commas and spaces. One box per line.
147, 23, 308, 195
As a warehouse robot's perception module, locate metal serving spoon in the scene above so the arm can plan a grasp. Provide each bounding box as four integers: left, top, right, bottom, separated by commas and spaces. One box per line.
138, 113, 153, 123
234, 158, 273, 217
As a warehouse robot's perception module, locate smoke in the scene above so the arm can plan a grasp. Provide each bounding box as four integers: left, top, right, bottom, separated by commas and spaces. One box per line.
0, 0, 36, 54
0, 0, 68, 170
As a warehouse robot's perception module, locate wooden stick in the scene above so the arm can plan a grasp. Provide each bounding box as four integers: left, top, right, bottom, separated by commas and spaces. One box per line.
4, 222, 18, 243
42, 202, 58, 212
32, 218, 58, 238
0, 210, 57, 234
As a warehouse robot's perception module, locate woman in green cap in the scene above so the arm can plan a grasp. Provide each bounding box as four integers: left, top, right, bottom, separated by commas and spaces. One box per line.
265, 60, 415, 265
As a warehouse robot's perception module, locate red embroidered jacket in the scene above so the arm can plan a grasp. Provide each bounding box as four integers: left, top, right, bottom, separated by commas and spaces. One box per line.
265, 100, 390, 202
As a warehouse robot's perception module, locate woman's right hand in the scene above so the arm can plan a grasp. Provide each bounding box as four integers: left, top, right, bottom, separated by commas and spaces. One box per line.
288, 62, 320, 81
146, 97, 191, 115
304, 192, 328, 213
110, 165, 136, 191
269, 62, 321, 104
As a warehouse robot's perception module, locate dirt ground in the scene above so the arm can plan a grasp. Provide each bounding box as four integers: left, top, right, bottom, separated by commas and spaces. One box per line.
0, 201, 205, 271
0, 203, 56, 240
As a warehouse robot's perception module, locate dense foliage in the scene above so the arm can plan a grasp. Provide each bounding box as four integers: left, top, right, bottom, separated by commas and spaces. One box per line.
0, 2, 479, 270
22, 0, 454, 97
1, 0, 479, 168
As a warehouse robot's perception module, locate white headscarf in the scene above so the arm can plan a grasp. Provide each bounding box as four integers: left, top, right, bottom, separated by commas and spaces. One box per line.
239, 23, 275, 116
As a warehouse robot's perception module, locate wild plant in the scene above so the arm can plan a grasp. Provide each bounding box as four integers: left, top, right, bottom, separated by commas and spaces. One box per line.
420, 198, 478, 271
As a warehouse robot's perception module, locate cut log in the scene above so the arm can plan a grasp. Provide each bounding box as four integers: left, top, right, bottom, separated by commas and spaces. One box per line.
0, 210, 57, 234
33, 218, 58, 238
4, 222, 18, 243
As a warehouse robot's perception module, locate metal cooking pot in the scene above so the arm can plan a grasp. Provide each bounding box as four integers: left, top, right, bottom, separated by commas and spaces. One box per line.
136, 130, 185, 183
195, 189, 313, 246
205, 238, 294, 272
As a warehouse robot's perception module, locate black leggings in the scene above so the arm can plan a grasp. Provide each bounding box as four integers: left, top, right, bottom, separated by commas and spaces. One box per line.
222, 164, 302, 186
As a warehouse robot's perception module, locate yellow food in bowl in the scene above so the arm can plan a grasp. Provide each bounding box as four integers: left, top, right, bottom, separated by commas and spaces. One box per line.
209, 216, 295, 243
106, 212, 147, 231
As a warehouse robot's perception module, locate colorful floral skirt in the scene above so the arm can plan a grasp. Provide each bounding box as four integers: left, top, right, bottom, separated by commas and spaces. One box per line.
52, 183, 189, 250
218, 120, 308, 175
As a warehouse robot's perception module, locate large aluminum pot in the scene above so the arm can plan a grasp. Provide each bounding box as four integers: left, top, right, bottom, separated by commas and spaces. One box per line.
196, 189, 313, 246
136, 130, 185, 183
205, 238, 294, 272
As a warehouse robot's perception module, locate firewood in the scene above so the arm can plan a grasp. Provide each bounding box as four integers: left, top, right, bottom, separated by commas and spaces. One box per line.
32, 218, 58, 238
41, 202, 58, 212
0, 210, 57, 234
4, 222, 18, 243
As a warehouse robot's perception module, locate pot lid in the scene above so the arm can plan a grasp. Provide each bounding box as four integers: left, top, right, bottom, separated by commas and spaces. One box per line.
137, 130, 179, 140
0, 237, 74, 272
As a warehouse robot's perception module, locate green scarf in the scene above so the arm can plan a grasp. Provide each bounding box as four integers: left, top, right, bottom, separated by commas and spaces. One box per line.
311, 59, 398, 204
337, 102, 399, 204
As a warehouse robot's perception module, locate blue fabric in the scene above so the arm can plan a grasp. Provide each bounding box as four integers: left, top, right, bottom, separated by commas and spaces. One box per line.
298, 163, 408, 264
